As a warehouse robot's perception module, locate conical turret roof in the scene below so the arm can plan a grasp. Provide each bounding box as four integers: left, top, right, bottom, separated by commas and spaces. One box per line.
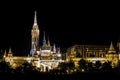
108, 41, 116, 53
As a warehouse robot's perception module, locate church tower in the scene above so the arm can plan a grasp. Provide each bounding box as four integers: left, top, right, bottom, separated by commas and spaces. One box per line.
31, 11, 40, 56
106, 41, 118, 68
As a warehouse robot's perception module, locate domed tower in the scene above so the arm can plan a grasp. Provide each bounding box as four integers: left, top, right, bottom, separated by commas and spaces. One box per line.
30, 11, 40, 56
106, 41, 119, 68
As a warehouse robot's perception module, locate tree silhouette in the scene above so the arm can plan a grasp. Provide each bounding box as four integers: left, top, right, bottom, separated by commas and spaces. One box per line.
0, 61, 11, 73
15, 61, 36, 74
94, 60, 102, 71
78, 59, 87, 72
102, 61, 112, 72
87, 62, 94, 72
58, 62, 67, 71
67, 60, 75, 74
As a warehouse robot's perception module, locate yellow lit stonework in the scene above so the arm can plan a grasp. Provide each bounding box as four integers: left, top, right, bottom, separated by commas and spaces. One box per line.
3, 11, 64, 72
66, 41, 120, 68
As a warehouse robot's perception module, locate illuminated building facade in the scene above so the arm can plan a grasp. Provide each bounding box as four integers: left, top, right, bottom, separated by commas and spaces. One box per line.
3, 11, 120, 71
3, 11, 64, 72
66, 41, 120, 68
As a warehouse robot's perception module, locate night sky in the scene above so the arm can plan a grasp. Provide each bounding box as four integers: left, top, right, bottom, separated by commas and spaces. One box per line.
0, 1, 119, 55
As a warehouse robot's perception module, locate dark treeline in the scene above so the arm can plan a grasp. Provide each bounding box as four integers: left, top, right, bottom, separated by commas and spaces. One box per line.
0, 60, 120, 80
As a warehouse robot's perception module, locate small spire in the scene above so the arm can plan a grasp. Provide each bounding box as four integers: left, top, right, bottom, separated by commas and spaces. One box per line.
57, 47, 61, 57
53, 43, 56, 53
8, 48, 12, 54
43, 31, 46, 46
47, 37, 50, 47
33, 11, 37, 26
108, 41, 116, 53
57, 47, 61, 54
109, 41, 115, 51
3, 50, 7, 58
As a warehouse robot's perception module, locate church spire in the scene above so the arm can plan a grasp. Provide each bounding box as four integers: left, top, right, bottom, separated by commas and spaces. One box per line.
33, 11, 37, 26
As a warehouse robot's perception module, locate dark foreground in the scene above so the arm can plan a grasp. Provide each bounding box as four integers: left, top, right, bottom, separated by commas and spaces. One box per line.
0, 72, 120, 80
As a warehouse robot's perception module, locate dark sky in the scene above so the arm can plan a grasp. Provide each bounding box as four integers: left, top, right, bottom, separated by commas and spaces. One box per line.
0, 1, 119, 55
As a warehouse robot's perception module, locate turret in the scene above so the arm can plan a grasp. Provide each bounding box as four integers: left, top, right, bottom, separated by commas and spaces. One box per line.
106, 41, 118, 68
8, 48, 13, 57
108, 41, 116, 53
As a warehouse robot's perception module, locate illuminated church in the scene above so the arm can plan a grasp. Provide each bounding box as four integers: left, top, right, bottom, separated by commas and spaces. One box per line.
30, 11, 62, 59
3, 11, 64, 72
3, 11, 120, 72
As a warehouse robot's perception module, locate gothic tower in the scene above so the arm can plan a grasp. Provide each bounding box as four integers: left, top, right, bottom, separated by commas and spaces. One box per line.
31, 11, 40, 56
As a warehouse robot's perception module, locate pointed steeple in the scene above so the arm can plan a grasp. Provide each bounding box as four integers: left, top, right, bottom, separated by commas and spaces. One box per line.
109, 41, 115, 51
43, 31, 46, 46
3, 50, 7, 58
47, 37, 50, 47
33, 11, 37, 26
53, 43, 56, 53
108, 41, 116, 53
8, 47, 13, 57
8, 48, 12, 54
57, 47, 61, 57
57, 47, 61, 54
